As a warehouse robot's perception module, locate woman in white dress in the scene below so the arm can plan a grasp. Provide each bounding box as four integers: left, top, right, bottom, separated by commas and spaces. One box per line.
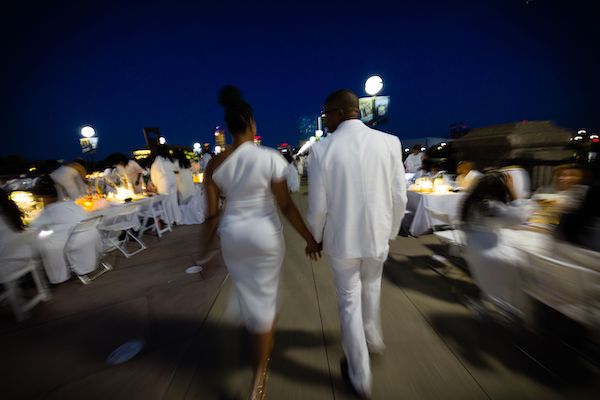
461, 172, 532, 319
202, 86, 321, 400
150, 146, 181, 225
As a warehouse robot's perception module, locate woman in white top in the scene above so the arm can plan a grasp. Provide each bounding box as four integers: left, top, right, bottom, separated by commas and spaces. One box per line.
150, 146, 181, 225
461, 171, 532, 319
202, 86, 321, 399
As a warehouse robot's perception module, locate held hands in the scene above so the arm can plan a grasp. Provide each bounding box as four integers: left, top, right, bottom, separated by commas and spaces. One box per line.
305, 239, 323, 261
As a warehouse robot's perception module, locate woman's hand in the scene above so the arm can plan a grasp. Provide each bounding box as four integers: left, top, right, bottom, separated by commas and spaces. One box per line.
305, 239, 323, 261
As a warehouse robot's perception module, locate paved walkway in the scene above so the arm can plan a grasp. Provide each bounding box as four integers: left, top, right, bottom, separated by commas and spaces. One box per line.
165, 191, 600, 400
1, 189, 599, 399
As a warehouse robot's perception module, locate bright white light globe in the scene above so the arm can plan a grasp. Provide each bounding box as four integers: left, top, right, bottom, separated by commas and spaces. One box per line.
215, 145, 222, 154
193, 142, 201, 151
81, 126, 95, 138
309, 136, 316, 143
315, 129, 323, 138
365, 75, 383, 96
159, 137, 166, 145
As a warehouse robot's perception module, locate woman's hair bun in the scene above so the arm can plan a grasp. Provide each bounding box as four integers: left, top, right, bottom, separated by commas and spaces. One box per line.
218, 85, 244, 108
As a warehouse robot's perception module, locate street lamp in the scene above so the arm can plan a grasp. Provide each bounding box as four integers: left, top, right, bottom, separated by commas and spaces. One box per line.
315, 129, 323, 138
193, 142, 201, 151
81, 126, 95, 138
159, 136, 167, 145
365, 75, 383, 96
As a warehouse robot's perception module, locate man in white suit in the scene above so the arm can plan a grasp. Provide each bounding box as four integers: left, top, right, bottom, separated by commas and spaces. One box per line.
307, 89, 407, 398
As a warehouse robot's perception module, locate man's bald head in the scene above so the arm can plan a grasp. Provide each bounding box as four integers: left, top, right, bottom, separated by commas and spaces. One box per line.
323, 89, 360, 132
325, 89, 359, 114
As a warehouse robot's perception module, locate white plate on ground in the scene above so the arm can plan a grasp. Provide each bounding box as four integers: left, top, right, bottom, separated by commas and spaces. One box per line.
106, 339, 145, 365
186, 265, 203, 274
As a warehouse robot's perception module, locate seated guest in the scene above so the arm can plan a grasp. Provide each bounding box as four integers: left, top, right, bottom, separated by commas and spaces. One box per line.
461, 171, 532, 318
414, 159, 447, 180
536, 164, 586, 194
173, 149, 195, 204
455, 160, 483, 191
534, 164, 589, 213
49, 160, 88, 201
0, 189, 35, 275
30, 176, 99, 284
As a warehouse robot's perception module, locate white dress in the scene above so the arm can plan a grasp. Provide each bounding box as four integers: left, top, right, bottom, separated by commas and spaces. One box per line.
150, 156, 181, 225
213, 141, 288, 333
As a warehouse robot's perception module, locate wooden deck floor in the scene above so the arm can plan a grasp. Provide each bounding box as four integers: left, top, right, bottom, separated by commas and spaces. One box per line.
1, 189, 599, 399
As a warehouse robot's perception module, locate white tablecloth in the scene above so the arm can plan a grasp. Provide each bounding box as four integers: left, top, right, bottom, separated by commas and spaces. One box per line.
407, 191, 467, 236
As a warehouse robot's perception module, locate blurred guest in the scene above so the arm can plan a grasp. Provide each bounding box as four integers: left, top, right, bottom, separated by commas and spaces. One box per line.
534, 164, 589, 215
455, 160, 483, 191
499, 164, 530, 200
536, 164, 586, 194
150, 145, 181, 225
30, 176, 97, 284
50, 160, 88, 200
173, 149, 195, 204
414, 159, 446, 180
295, 155, 304, 176
404, 144, 423, 173
199, 147, 213, 172
461, 172, 532, 318
284, 152, 300, 192
114, 154, 145, 193
0, 189, 36, 285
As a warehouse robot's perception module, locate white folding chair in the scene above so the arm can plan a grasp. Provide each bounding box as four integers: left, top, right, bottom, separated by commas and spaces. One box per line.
425, 206, 465, 250
0, 231, 51, 321
523, 252, 600, 330
99, 203, 146, 258
137, 195, 172, 239
64, 216, 112, 284
424, 206, 465, 275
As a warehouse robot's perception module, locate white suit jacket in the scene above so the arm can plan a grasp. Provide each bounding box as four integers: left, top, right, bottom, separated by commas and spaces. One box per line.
307, 119, 407, 259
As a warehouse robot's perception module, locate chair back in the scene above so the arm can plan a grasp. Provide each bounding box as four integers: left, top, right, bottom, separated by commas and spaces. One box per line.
425, 206, 454, 229
64, 216, 102, 273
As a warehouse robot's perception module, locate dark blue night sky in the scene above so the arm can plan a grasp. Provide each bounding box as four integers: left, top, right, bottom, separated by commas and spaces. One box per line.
2, 0, 598, 161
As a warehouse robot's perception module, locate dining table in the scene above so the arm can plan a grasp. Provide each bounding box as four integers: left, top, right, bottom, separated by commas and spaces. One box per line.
406, 190, 468, 236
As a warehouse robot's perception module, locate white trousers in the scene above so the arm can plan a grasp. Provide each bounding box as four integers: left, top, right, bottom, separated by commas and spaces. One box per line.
327, 255, 386, 397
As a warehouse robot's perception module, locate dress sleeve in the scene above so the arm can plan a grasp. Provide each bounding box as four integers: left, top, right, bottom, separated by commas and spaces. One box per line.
271, 151, 289, 182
